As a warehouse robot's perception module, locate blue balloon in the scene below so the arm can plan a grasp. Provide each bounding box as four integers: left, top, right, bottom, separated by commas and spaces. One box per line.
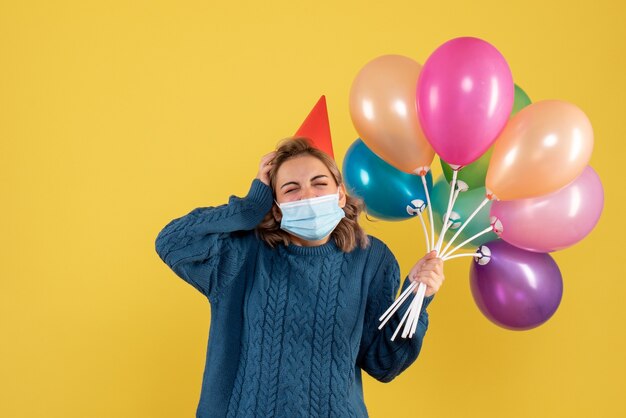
343, 139, 433, 221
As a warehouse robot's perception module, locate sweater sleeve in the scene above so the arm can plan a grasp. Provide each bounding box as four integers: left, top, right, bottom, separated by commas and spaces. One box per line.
154, 179, 274, 302
356, 246, 434, 383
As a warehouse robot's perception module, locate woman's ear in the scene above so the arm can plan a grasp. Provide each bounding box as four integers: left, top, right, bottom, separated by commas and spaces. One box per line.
338, 184, 347, 208
272, 204, 282, 222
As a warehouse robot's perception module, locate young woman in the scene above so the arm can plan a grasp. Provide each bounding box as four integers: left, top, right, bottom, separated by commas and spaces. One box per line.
155, 137, 444, 418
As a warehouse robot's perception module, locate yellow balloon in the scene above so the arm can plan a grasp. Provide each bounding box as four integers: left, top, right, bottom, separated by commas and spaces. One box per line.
349, 55, 435, 175
486, 100, 594, 200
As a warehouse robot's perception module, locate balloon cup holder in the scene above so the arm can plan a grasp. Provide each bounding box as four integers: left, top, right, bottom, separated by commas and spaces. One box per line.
407, 199, 426, 215
476, 245, 492, 265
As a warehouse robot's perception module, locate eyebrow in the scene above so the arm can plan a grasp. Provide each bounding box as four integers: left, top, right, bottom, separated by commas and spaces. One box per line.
280, 174, 329, 189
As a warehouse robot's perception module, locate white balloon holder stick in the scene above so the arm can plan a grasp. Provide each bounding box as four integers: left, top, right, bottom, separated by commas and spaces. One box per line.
443, 252, 481, 261
437, 170, 459, 252
378, 281, 418, 330
440, 197, 490, 256
421, 175, 436, 252
440, 225, 493, 259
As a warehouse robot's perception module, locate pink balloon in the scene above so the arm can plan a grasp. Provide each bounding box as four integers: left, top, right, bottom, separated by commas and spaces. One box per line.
417, 37, 514, 167
490, 166, 604, 252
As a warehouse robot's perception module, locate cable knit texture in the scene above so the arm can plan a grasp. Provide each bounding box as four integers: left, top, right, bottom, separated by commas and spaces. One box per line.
155, 179, 434, 418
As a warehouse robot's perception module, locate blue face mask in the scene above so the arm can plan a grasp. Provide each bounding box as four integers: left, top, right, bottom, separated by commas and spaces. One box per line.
276, 191, 346, 241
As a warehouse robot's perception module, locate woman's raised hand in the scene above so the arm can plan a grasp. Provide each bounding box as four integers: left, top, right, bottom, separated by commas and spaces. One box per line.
256, 152, 276, 186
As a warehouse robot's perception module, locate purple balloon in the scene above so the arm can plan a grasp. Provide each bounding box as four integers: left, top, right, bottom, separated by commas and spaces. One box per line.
417, 37, 514, 167
490, 166, 604, 252
470, 240, 563, 331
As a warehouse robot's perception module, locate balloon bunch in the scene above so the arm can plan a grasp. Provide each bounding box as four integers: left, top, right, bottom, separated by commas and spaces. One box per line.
345, 37, 603, 337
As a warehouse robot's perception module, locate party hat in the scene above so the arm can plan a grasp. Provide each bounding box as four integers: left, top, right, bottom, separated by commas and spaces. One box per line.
294, 95, 335, 159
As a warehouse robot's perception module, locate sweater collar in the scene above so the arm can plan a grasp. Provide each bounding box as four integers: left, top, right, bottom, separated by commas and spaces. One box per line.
281, 238, 341, 256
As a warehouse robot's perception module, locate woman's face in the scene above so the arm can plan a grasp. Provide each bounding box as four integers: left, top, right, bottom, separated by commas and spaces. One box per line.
272, 154, 347, 246
273, 155, 347, 205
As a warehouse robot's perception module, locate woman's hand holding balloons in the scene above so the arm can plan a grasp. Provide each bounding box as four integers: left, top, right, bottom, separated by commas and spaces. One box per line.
408, 250, 445, 297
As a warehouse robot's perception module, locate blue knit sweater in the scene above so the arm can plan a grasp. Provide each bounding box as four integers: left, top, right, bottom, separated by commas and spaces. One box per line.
155, 179, 433, 418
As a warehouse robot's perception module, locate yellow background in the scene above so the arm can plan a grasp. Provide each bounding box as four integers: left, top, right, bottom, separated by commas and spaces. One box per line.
1, 1, 624, 417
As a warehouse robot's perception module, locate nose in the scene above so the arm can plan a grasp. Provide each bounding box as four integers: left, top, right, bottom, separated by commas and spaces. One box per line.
300, 186, 317, 200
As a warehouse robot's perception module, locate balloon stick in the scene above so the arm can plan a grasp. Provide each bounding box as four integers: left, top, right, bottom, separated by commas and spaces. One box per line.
404, 282, 427, 338
399, 287, 421, 339
440, 197, 490, 256
407, 200, 431, 252
442, 252, 481, 261
418, 212, 431, 252
437, 169, 459, 252
378, 281, 417, 329
391, 296, 414, 341
440, 225, 493, 259
434, 221, 452, 255
421, 175, 435, 253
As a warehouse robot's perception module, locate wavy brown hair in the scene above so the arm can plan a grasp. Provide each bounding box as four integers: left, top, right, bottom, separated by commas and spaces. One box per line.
256, 137, 370, 252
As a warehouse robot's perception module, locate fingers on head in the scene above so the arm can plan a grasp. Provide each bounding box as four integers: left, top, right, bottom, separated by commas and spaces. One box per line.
261, 152, 275, 164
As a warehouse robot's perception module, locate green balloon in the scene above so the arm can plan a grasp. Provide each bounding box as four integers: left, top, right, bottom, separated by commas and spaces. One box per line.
430, 176, 499, 250
511, 84, 532, 117
440, 83, 532, 189
441, 147, 492, 190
